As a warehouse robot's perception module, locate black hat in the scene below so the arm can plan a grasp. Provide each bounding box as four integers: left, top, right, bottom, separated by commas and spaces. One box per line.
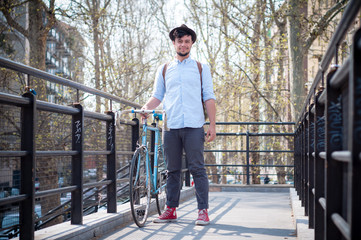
169, 24, 197, 43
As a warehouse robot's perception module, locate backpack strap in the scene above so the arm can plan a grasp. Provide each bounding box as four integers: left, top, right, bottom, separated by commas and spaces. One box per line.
196, 61, 203, 102
162, 63, 168, 83
163, 61, 203, 101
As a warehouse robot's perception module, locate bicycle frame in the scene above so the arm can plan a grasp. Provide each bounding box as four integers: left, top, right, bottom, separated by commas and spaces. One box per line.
118, 109, 166, 195
140, 118, 163, 196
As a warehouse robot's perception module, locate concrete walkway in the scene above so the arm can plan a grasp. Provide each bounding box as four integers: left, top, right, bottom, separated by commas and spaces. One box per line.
97, 189, 297, 240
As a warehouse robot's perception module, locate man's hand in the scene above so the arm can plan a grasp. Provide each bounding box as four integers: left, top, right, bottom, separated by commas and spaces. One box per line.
140, 97, 162, 120
206, 123, 216, 142
140, 107, 149, 120
204, 99, 216, 142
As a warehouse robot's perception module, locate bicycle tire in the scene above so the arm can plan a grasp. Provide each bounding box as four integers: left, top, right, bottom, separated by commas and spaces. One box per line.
155, 146, 167, 215
129, 147, 150, 227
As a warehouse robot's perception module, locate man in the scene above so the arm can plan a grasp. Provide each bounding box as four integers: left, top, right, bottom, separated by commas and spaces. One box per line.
141, 24, 216, 226
264, 175, 270, 184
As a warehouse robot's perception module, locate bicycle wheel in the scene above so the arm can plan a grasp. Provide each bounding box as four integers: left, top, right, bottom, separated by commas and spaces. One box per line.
129, 147, 150, 227
155, 145, 167, 215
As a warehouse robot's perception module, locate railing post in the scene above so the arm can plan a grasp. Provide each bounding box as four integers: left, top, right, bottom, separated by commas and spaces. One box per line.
246, 131, 250, 185
297, 127, 302, 195
294, 127, 300, 194
304, 113, 309, 215
300, 118, 305, 203
106, 111, 116, 213
71, 103, 84, 224
349, 29, 361, 240
325, 68, 343, 240
185, 155, 191, 187
294, 128, 298, 192
308, 104, 315, 228
314, 90, 325, 240
131, 118, 139, 152
20, 91, 36, 240
180, 154, 190, 188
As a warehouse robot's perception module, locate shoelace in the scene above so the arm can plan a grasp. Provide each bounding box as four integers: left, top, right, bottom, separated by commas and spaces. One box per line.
198, 210, 207, 220
161, 208, 174, 218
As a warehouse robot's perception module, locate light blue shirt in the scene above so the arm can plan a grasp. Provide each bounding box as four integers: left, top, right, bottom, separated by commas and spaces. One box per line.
152, 56, 216, 129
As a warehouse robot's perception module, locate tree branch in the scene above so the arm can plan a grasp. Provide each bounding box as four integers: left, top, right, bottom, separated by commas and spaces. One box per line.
41, 0, 57, 36
234, 62, 283, 122
212, 0, 254, 43
0, 109, 21, 134
0, 1, 28, 38
304, 0, 348, 50
268, 0, 286, 28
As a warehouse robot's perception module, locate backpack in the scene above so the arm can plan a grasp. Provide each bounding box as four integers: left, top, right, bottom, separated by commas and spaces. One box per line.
162, 61, 207, 119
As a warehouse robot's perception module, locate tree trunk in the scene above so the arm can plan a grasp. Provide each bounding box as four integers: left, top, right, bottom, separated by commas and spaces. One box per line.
88, 0, 103, 210
249, 0, 264, 184
221, 111, 228, 184
26, 0, 61, 225
263, 9, 273, 180
26, 0, 52, 99
90, 0, 101, 114
288, 0, 308, 114
273, 7, 291, 184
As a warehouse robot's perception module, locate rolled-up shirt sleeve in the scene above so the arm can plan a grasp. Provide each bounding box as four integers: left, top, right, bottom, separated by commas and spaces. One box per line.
201, 64, 216, 101
152, 64, 166, 102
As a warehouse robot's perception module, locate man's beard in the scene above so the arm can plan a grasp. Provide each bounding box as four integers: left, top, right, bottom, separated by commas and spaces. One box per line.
177, 51, 189, 57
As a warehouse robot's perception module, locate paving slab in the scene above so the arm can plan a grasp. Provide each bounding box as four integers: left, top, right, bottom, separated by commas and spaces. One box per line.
32, 187, 195, 240
97, 190, 296, 240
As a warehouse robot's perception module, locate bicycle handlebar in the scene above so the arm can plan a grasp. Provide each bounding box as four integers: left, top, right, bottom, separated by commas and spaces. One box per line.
120, 109, 164, 115
116, 108, 169, 132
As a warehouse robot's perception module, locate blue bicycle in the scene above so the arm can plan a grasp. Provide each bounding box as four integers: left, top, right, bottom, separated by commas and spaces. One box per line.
117, 109, 167, 227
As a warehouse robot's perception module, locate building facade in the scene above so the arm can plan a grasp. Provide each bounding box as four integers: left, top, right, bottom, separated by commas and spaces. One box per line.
0, 5, 85, 202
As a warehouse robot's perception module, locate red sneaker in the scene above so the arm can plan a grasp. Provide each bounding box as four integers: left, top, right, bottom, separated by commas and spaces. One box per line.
195, 209, 210, 225
153, 206, 177, 223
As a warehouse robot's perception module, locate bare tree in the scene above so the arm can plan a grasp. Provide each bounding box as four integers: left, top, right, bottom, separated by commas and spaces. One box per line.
288, 0, 348, 114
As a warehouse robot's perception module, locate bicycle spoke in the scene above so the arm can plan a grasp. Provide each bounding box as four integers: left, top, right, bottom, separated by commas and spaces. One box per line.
129, 148, 150, 227
156, 146, 167, 215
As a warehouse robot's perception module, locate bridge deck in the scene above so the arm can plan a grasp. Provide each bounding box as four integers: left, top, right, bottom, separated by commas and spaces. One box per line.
97, 189, 297, 240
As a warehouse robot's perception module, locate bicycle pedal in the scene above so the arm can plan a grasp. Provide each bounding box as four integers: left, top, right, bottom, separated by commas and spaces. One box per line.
161, 171, 168, 180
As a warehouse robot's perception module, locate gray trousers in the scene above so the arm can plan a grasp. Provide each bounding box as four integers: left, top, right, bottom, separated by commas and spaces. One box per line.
164, 127, 209, 209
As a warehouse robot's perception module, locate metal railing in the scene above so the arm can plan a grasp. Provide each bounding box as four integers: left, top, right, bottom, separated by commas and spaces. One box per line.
204, 122, 294, 185
0, 57, 190, 239
294, 1, 361, 239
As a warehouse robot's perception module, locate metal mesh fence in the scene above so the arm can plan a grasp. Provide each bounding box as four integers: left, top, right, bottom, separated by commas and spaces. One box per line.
0, 103, 21, 237
0, 99, 136, 236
